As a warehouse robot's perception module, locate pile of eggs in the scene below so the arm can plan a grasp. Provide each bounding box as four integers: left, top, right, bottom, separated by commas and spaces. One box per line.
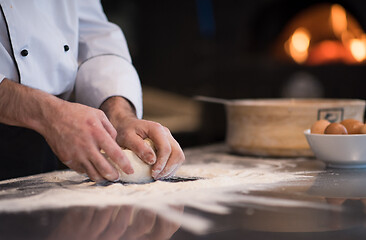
311, 119, 366, 134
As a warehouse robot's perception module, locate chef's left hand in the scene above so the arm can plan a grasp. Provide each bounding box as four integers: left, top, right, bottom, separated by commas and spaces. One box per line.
100, 97, 185, 180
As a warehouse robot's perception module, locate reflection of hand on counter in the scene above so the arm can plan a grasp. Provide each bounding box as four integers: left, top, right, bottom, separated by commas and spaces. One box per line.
46, 205, 183, 240
122, 205, 183, 240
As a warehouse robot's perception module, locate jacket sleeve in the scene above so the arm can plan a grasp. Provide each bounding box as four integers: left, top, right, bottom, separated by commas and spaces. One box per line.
75, 0, 142, 119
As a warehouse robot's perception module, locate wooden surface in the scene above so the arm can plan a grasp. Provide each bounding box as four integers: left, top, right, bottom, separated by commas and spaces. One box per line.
225, 99, 365, 157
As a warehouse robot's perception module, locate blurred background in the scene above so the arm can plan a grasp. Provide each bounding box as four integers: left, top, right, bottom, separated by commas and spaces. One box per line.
101, 0, 366, 147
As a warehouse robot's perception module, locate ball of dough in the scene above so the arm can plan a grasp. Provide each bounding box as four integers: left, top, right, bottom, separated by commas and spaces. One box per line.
102, 139, 155, 183
117, 149, 153, 183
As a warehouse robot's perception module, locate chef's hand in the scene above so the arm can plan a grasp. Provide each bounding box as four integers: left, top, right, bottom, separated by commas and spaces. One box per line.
0, 79, 184, 181
100, 96, 185, 180
41, 101, 133, 182
0, 79, 131, 182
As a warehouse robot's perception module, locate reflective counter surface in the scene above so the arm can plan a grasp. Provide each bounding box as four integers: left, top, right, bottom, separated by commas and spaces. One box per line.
1, 144, 366, 240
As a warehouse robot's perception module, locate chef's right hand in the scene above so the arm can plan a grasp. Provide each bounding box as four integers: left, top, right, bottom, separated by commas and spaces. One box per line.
0, 79, 130, 182
40, 101, 133, 182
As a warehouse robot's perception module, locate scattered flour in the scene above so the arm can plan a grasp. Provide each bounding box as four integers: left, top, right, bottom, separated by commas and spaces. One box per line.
0, 161, 324, 234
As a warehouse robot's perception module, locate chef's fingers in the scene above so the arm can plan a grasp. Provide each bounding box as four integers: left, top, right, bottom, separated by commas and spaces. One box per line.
97, 133, 134, 176
160, 132, 184, 179
63, 156, 85, 174
147, 125, 172, 179
100, 114, 117, 140
63, 142, 121, 182
158, 162, 182, 180
153, 128, 184, 180
121, 134, 157, 165
89, 148, 120, 181
80, 159, 104, 182
62, 153, 103, 182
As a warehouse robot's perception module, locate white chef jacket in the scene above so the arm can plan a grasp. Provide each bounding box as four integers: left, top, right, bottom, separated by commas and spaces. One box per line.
0, 0, 142, 119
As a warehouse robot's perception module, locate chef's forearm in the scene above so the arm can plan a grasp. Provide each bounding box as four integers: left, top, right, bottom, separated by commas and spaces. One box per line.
100, 96, 137, 126
0, 78, 63, 133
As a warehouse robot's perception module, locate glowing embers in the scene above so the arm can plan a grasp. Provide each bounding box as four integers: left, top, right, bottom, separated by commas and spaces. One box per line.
349, 38, 366, 62
285, 27, 311, 64
330, 4, 347, 37
275, 3, 366, 65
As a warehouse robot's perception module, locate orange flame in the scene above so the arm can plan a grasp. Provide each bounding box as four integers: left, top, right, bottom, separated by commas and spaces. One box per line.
285, 27, 311, 63
349, 38, 366, 62
330, 4, 347, 37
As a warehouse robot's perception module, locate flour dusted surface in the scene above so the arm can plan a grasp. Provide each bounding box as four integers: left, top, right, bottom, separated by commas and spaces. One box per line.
0, 158, 321, 234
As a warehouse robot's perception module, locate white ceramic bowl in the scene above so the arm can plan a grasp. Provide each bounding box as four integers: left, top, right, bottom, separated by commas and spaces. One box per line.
304, 129, 366, 168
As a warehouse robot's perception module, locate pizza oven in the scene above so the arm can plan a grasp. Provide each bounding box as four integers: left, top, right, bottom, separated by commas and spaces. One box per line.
102, 0, 366, 145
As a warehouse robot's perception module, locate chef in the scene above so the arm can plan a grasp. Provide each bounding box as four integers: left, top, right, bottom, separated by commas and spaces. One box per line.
0, 0, 184, 181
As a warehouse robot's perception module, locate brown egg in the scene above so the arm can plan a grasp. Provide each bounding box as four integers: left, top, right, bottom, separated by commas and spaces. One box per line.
324, 123, 348, 134
340, 119, 363, 134
359, 124, 366, 134
310, 119, 331, 134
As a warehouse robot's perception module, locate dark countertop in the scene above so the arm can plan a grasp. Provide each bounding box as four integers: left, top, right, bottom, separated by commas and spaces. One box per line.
1, 144, 366, 240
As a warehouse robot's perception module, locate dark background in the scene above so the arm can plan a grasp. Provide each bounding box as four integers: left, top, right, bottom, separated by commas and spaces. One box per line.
101, 0, 366, 147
